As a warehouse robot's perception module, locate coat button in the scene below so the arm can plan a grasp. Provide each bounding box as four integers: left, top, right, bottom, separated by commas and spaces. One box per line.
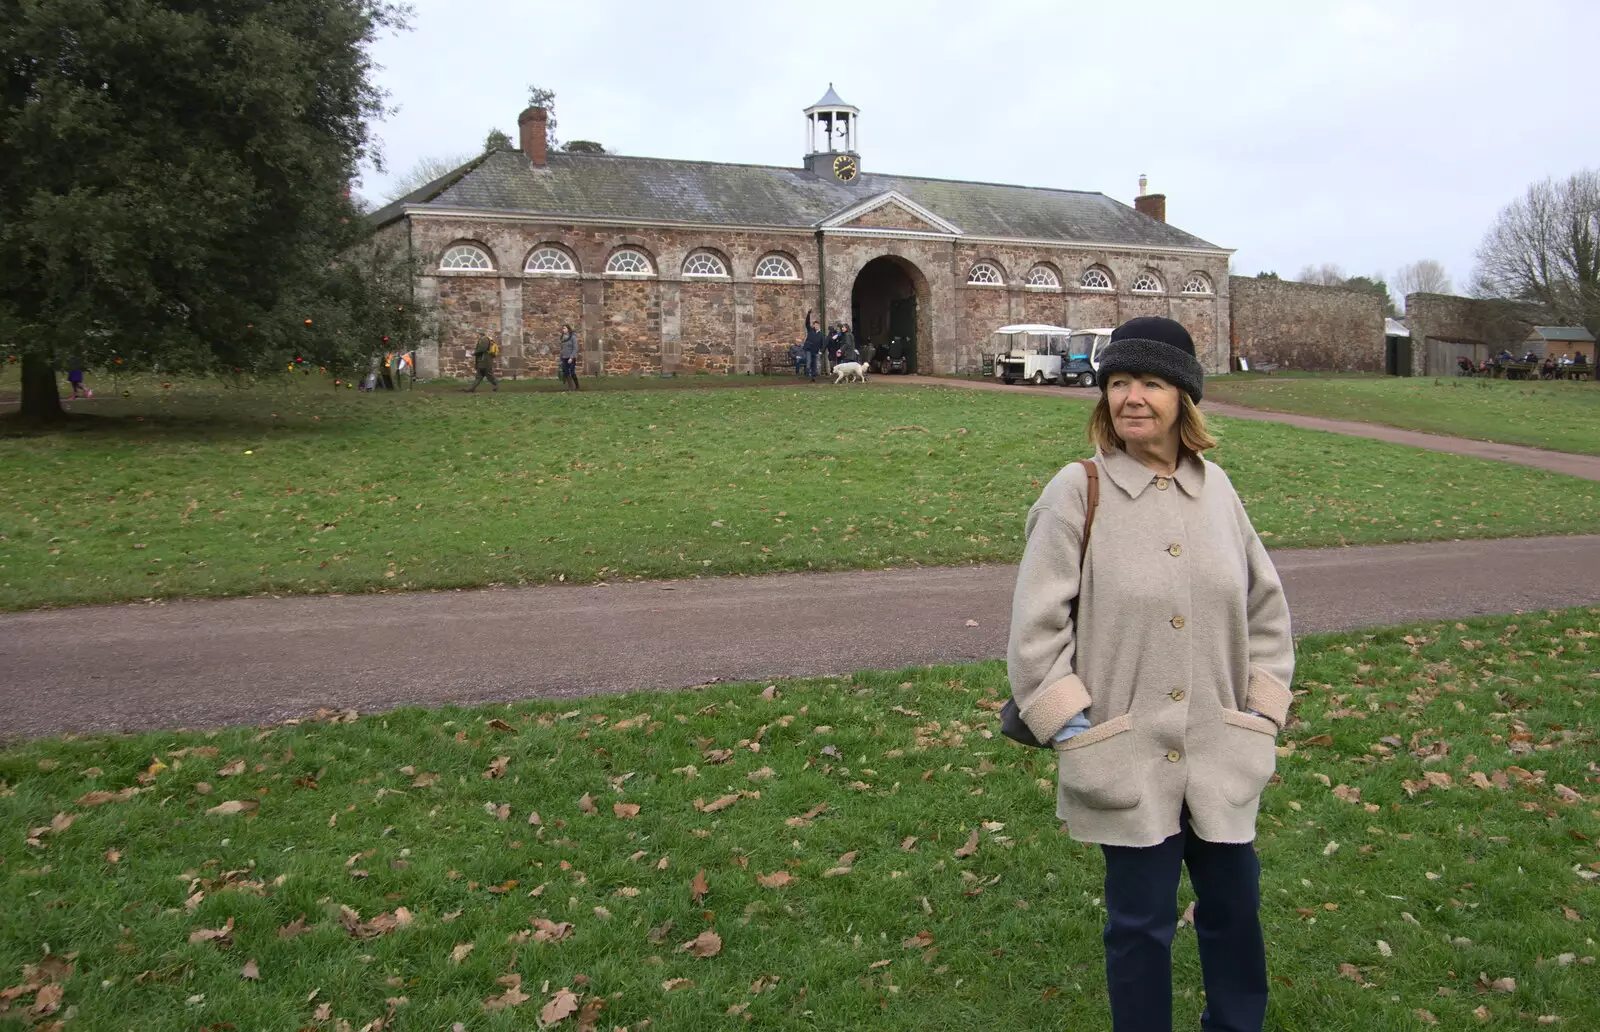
1170, 689, 1186, 701
1166, 749, 1181, 762
1155, 477, 1171, 490
1168, 543, 1182, 557
1170, 615, 1186, 629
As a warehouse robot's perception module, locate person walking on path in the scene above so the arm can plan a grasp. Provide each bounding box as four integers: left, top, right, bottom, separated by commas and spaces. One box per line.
839, 324, 859, 362
558, 324, 581, 390
1007, 315, 1294, 1032
67, 360, 89, 399
803, 310, 825, 382
467, 332, 499, 392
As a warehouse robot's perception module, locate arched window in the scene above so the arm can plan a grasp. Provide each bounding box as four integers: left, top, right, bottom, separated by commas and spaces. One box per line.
753, 254, 800, 280
1182, 272, 1213, 295
605, 249, 655, 276
1025, 265, 1061, 290
525, 247, 577, 276
967, 262, 1004, 286
440, 244, 493, 271
1131, 270, 1163, 294
1080, 267, 1113, 290
682, 251, 729, 278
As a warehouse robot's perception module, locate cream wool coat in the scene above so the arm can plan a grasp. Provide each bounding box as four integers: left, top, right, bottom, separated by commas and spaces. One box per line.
1007, 447, 1295, 848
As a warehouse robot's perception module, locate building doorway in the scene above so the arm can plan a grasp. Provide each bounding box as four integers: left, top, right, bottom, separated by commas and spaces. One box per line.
851, 256, 921, 374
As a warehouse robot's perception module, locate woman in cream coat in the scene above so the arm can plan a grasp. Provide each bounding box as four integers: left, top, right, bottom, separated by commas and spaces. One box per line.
1007, 316, 1294, 1032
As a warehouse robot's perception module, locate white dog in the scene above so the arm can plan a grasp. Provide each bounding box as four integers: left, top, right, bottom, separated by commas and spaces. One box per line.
832, 361, 867, 384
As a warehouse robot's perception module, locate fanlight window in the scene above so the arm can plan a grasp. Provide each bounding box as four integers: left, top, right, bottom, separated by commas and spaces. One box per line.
605, 249, 654, 276
526, 247, 577, 276
1025, 265, 1061, 289
1131, 271, 1164, 294
967, 262, 1004, 285
1182, 273, 1213, 295
1080, 267, 1113, 290
682, 252, 729, 278
754, 254, 799, 280
440, 244, 492, 271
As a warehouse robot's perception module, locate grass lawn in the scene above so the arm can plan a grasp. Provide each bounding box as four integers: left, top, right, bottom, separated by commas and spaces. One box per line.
2, 607, 1596, 1031
1205, 375, 1600, 455
2, 377, 1597, 610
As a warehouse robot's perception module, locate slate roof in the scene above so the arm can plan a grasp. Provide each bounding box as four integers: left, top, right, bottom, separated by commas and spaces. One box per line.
372, 149, 1225, 252
1528, 325, 1596, 342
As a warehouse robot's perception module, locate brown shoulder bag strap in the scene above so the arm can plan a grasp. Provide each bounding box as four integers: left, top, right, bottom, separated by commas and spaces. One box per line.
1076, 458, 1099, 565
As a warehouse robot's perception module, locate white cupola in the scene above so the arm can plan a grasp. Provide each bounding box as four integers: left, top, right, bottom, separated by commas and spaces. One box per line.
803, 84, 860, 181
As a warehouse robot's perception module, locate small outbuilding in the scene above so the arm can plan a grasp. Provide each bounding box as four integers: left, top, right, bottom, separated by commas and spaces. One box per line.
1522, 326, 1595, 363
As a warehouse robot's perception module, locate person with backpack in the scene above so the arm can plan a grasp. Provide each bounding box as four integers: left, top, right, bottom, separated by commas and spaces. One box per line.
1006, 316, 1293, 1032
803, 310, 825, 382
468, 332, 499, 392
559, 324, 581, 390
839, 323, 859, 362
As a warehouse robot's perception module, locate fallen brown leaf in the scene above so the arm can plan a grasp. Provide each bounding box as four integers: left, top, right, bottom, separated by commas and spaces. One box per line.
757, 871, 794, 888
240, 959, 260, 981
76, 787, 141, 807
953, 829, 980, 859
681, 929, 723, 958
540, 988, 580, 1025
483, 974, 530, 1011
482, 756, 510, 779
205, 800, 258, 816
219, 759, 246, 777
577, 793, 598, 815
661, 978, 694, 991
691, 869, 709, 904
696, 793, 740, 813
189, 917, 235, 945
278, 915, 311, 939
531, 918, 574, 943
449, 942, 475, 964
613, 802, 641, 819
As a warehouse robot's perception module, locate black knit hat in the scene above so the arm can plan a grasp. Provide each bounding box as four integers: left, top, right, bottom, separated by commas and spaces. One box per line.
1096, 316, 1205, 402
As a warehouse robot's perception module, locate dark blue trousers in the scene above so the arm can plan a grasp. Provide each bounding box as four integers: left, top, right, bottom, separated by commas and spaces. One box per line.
1101, 809, 1268, 1032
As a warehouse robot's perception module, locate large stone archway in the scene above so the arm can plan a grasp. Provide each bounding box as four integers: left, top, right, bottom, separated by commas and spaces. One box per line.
848, 255, 932, 375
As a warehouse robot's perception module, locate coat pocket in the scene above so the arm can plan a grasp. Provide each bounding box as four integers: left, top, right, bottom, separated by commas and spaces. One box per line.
1217, 709, 1279, 806
1056, 714, 1141, 811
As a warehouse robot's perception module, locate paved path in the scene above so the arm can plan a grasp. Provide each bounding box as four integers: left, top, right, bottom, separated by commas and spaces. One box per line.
898, 376, 1600, 481
3, 535, 1596, 739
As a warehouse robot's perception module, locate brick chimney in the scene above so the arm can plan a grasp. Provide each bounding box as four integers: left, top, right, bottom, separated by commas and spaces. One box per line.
519, 107, 548, 166
1134, 192, 1167, 223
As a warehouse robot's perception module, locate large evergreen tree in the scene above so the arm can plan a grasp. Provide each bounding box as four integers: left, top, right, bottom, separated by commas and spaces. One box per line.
1, 0, 408, 420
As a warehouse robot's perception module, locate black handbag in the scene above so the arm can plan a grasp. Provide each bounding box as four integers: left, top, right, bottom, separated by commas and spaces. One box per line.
999, 459, 1099, 748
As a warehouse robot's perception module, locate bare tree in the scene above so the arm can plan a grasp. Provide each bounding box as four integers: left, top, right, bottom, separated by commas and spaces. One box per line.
1392, 259, 1452, 303
384, 153, 472, 202
1473, 169, 1600, 328
1295, 262, 1347, 286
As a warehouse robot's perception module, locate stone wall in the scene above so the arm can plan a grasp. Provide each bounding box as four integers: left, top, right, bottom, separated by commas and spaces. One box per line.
406, 212, 1229, 378
843, 203, 941, 232
1228, 277, 1384, 372
1404, 293, 1539, 376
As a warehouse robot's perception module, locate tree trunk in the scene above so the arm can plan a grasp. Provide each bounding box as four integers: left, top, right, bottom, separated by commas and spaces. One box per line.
19, 354, 66, 423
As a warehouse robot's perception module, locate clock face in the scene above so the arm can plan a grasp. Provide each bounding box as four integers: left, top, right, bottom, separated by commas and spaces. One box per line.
833, 154, 858, 182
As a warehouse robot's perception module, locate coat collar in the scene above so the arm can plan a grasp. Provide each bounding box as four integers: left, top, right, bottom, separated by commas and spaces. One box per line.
1097, 447, 1205, 499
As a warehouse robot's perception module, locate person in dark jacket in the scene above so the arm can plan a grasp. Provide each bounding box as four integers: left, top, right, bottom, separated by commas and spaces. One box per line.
559, 324, 581, 390
468, 332, 499, 392
803, 310, 825, 381
840, 324, 859, 362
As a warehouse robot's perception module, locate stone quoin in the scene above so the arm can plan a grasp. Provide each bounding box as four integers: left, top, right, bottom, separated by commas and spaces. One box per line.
370, 88, 1234, 380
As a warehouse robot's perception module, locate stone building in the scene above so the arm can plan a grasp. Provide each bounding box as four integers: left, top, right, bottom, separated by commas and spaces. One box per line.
370, 88, 1233, 380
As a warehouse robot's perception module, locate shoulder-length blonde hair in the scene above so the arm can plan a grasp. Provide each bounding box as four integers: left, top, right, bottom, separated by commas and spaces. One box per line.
1088, 389, 1217, 455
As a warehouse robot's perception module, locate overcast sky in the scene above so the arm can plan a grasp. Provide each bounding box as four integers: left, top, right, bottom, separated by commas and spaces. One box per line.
357, 0, 1600, 295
